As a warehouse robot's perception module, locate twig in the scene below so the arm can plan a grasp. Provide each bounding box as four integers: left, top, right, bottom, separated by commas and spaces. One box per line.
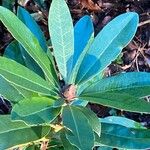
138, 20, 150, 27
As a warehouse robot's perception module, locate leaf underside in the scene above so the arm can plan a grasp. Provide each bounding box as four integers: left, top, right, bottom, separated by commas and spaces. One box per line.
48, 0, 74, 81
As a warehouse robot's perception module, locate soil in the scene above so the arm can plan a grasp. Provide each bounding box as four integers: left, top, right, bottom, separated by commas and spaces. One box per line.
0, 0, 150, 128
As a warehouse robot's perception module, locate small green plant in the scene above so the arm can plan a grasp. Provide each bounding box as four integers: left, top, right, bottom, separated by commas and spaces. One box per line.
0, 0, 150, 149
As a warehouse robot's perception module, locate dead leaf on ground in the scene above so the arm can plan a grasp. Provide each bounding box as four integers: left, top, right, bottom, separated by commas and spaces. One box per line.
79, 0, 101, 11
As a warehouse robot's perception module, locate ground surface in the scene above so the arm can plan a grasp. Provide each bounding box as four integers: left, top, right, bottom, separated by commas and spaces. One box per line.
0, 0, 150, 128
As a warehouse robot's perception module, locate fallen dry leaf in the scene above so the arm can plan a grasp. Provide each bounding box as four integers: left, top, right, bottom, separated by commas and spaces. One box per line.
79, 0, 101, 11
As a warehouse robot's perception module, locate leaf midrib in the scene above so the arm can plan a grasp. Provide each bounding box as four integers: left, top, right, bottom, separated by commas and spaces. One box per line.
0, 67, 55, 95
69, 106, 82, 148
14, 105, 54, 117
81, 85, 150, 96
101, 130, 150, 140
51, 1, 70, 79
0, 11, 55, 87
77, 15, 134, 84
0, 125, 49, 135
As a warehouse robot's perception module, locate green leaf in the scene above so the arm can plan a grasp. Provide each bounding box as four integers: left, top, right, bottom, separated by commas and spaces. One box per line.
18, 7, 47, 52
0, 76, 37, 104
25, 144, 40, 150
72, 15, 94, 71
77, 72, 104, 95
68, 15, 94, 84
2, 0, 14, 11
60, 130, 79, 150
101, 116, 145, 129
95, 123, 150, 149
77, 106, 101, 136
79, 72, 150, 113
4, 40, 25, 65
76, 12, 139, 84
48, 137, 63, 150
97, 146, 113, 150
0, 115, 50, 149
0, 75, 24, 103
48, 0, 74, 81
71, 98, 88, 107
11, 97, 61, 125
62, 105, 94, 150
3, 41, 48, 99
34, 0, 45, 8
17, 7, 49, 78
0, 57, 57, 96
0, 6, 58, 87
13, 85, 39, 100
69, 33, 94, 84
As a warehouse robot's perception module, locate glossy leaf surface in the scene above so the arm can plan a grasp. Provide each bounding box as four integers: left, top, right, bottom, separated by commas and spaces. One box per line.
79, 72, 150, 113
4, 40, 25, 65
101, 116, 145, 129
18, 7, 47, 52
72, 16, 94, 70
60, 130, 79, 150
0, 6, 57, 87
69, 33, 94, 84
76, 12, 139, 84
0, 115, 50, 149
62, 105, 94, 150
11, 97, 61, 125
0, 75, 24, 103
0, 57, 57, 96
95, 123, 150, 149
77, 106, 101, 136
68, 16, 94, 83
48, 0, 74, 81
17, 7, 49, 78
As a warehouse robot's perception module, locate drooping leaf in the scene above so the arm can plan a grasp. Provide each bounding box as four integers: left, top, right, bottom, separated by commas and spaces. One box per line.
48, 0, 74, 81
4, 40, 25, 65
95, 123, 150, 149
76, 12, 139, 84
11, 97, 61, 125
77, 106, 101, 136
0, 115, 50, 150
0, 57, 57, 96
79, 72, 150, 113
0, 6, 58, 87
62, 105, 94, 150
